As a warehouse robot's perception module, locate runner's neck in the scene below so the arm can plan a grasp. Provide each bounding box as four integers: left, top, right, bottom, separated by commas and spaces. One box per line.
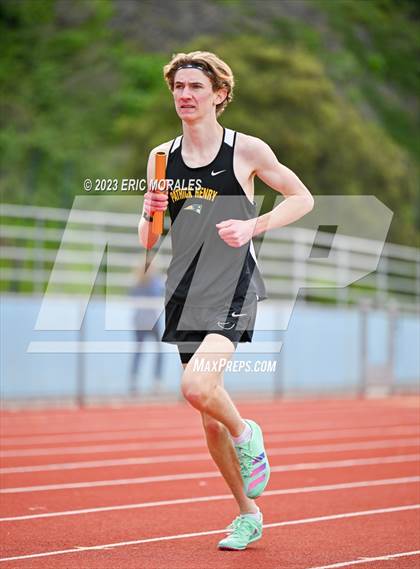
181, 120, 224, 157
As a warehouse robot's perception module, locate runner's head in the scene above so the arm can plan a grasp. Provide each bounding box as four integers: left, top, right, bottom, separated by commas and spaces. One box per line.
163, 51, 234, 119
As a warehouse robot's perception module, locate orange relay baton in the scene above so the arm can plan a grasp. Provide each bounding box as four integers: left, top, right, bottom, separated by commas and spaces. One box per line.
152, 152, 167, 235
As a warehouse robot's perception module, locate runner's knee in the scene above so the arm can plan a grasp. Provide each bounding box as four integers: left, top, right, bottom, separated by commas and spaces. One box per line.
181, 372, 212, 409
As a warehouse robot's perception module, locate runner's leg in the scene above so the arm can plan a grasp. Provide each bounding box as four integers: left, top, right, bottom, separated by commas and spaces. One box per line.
181, 333, 245, 436
180, 333, 259, 514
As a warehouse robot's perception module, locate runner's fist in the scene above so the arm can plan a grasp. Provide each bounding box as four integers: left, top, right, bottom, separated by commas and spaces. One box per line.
216, 219, 256, 248
143, 183, 168, 216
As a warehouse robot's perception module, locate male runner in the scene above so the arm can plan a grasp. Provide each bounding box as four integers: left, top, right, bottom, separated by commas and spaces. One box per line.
138, 51, 314, 550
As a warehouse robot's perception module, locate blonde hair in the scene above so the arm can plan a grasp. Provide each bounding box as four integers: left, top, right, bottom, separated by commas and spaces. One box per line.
163, 51, 234, 117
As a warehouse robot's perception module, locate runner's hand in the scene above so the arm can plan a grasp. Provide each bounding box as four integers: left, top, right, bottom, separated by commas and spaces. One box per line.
216, 219, 255, 248
143, 185, 168, 216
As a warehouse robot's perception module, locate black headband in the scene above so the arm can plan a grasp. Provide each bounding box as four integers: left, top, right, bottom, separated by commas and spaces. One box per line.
175, 63, 213, 75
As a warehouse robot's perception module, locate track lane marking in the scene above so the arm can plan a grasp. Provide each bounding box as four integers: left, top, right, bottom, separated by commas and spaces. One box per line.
305, 550, 420, 568
1, 476, 418, 522
0, 504, 418, 562
2, 428, 419, 457
1, 400, 400, 424
2, 407, 417, 438
1, 439, 419, 474
1, 454, 418, 493
2, 424, 418, 448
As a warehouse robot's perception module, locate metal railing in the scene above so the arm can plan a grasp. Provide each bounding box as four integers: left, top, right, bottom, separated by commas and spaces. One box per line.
1, 203, 419, 309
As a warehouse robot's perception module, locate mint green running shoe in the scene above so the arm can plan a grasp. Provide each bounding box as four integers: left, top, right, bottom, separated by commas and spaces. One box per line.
226, 510, 261, 532
234, 419, 270, 499
225, 515, 241, 533
218, 514, 263, 550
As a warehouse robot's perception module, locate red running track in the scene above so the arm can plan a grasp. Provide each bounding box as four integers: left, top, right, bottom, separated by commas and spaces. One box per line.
0, 396, 419, 568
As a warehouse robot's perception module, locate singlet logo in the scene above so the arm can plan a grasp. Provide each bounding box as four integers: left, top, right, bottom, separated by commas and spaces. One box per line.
170, 187, 218, 203
211, 169, 226, 176
184, 203, 202, 215
217, 321, 236, 330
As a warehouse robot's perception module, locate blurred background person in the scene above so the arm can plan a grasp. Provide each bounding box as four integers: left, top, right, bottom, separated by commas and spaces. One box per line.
129, 265, 164, 396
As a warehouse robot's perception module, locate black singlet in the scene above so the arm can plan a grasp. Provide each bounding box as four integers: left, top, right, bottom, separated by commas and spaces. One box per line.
165, 127, 266, 308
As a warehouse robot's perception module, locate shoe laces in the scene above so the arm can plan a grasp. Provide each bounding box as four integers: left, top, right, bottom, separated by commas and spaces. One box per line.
230, 516, 258, 538
236, 446, 255, 476
226, 515, 241, 532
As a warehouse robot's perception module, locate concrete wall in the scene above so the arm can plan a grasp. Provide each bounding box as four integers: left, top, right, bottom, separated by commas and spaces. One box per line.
1, 295, 418, 401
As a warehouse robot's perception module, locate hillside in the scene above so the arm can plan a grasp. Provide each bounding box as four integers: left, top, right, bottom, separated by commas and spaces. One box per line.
0, 0, 418, 245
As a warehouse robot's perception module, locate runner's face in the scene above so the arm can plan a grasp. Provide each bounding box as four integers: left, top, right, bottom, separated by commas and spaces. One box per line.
173, 69, 225, 120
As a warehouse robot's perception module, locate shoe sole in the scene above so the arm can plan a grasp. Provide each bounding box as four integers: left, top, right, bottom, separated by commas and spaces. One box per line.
218, 533, 262, 551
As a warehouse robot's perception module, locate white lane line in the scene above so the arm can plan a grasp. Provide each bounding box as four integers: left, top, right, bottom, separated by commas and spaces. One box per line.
1, 454, 418, 493
1, 476, 418, 522
3, 397, 412, 419
2, 409, 416, 438
2, 438, 419, 474
2, 428, 419, 457
2, 424, 418, 448
306, 550, 420, 568
0, 504, 418, 563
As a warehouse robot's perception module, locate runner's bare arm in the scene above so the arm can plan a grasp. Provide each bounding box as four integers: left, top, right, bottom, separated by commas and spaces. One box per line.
217, 136, 313, 247
248, 137, 314, 236
138, 142, 171, 249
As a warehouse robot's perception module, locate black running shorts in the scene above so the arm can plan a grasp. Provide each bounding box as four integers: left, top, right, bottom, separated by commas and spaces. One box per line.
162, 295, 258, 364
